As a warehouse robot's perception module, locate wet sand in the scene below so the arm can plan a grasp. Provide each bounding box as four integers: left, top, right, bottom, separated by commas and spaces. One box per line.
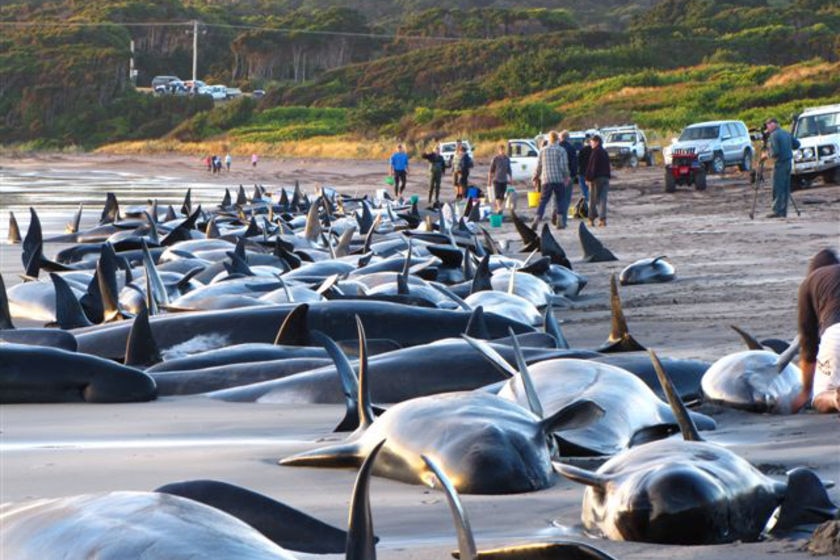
1, 153, 839, 559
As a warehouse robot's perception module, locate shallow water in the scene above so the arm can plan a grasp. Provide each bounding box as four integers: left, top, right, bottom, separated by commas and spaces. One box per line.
1, 166, 229, 238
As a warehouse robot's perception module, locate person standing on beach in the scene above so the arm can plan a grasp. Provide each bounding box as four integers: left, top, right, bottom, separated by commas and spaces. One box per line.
421, 145, 446, 207
251, 153, 259, 167
792, 248, 840, 413
762, 117, 797, 219
488, 144, 512, 215
225, 153, 232, 172
585, 134, 611, 227
456, 144, 473, 202
577, 134, 592, 202
204, 155, 212, 172
389, 143, 409, 199
451, 140, 464, 200
530, 130, 570, 229
557, 130, 579, 228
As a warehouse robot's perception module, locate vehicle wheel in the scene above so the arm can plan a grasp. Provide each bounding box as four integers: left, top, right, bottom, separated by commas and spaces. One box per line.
823, 167, 840, 185
694, 168, 707, 191
709, 152, 725, 174
628, 154, 639, 168
665, 170, 676, 193
738, 150, 752, 172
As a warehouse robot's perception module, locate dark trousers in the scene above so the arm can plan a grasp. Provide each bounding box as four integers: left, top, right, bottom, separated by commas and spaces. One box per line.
428, 172, 442, 203
589, 177, 609, 221
772, 160, 791, 217
393, 170, 407, 196
535, 182, 566, 221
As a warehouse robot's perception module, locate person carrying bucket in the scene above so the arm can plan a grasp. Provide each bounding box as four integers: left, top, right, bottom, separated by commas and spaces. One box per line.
530, 131, 571, 230
488, 144, 513, 215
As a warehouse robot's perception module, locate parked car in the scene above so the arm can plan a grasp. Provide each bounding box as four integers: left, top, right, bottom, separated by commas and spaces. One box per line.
225, 87, 243, 99
438, 140, 473, 168
205, 85, 228, 101
252, 89, 266, 99
666, 120, 753, 174
184, 80, 207, 94
791, 103, 840, 188
151, 75, 180, 89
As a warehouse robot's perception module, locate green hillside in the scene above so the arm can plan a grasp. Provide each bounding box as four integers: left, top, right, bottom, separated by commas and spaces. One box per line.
1, 0, 838, 151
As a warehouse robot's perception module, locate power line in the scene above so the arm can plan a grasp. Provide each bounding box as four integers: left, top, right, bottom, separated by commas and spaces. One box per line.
0, 19, 465, 42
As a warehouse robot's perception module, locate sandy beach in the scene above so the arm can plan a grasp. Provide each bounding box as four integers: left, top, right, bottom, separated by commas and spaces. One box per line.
1, 152, 838, 559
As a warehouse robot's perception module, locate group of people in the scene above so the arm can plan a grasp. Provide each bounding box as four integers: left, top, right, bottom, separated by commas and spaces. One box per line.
203, 153, 259, 174
529, 130, 610, 229
204, 154, 233, 174
389, 141, 474, 207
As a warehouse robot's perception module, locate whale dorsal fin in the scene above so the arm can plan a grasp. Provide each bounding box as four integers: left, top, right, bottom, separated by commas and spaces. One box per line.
421, 454, 477, 560
346, 439, 386, 560
540, 224, 572, 269
461, 333, 517, 379
97, 244, 123, 323
141, 239, 169, 308
464, 305, 491, 339
8, 211, 21, 244
66, 203, 83, 234
99, 192, 120, 224
597, 274, 645, 353
50, 273, 92, 329
0, 274, 15, 329
180, 188, 192, 216
312, 329, 373, 433
470, 255, 492, 294
274, 303, 310, 346
509, 327, 544, 418
22, 207, 43, 279
336, 226, 356, 258
510, 209, 539, 252
578, 221, 618, 262
649, 349, 702, 442
124, 305, 161, 368
543, 304, 570, 349
355, 315, 375, 432
730, 324, 764, 350
775, 335, 800, 374
362, 214, 381, 254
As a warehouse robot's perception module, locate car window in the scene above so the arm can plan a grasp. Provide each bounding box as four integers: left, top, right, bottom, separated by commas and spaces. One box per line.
794, 111, 840, 138
679, 125, 720, 141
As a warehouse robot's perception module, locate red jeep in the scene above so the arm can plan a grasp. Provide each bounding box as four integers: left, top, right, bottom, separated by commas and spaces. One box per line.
665, 149, 707, 192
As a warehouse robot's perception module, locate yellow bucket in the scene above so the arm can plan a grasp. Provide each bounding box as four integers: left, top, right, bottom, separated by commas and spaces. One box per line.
527, 191, 541, 208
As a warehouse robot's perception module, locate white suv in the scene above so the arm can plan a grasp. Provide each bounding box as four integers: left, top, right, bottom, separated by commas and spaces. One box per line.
792, 104, 840, 187
666, 120, 753, 174
439, 140, 473, 168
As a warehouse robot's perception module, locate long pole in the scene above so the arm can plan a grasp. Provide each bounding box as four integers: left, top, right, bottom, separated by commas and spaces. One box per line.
192, 19, 198, 84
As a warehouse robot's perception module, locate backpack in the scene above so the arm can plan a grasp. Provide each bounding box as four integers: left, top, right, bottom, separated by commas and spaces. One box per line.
572, 197, 588, 219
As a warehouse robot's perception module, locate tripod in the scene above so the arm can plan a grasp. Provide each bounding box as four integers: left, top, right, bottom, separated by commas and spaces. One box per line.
748, 156, 801, 219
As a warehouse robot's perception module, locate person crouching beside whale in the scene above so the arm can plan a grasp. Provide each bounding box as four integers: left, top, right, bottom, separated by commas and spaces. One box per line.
792, 248, 840, 413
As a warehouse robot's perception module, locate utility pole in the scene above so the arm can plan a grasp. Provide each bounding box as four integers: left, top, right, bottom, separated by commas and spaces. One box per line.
129, 39, 137, 86
192, 19, 198, 84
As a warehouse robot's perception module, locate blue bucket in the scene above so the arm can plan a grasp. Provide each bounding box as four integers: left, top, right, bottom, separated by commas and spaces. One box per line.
467, 186, 480, 199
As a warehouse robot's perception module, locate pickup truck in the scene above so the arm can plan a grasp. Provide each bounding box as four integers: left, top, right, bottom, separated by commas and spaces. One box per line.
602, 126, 655, 168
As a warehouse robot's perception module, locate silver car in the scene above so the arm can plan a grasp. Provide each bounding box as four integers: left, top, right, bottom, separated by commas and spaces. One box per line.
667, 120, 754, 174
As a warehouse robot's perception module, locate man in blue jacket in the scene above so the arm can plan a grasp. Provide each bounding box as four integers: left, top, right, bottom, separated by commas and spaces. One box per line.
389, 143, 410, 199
